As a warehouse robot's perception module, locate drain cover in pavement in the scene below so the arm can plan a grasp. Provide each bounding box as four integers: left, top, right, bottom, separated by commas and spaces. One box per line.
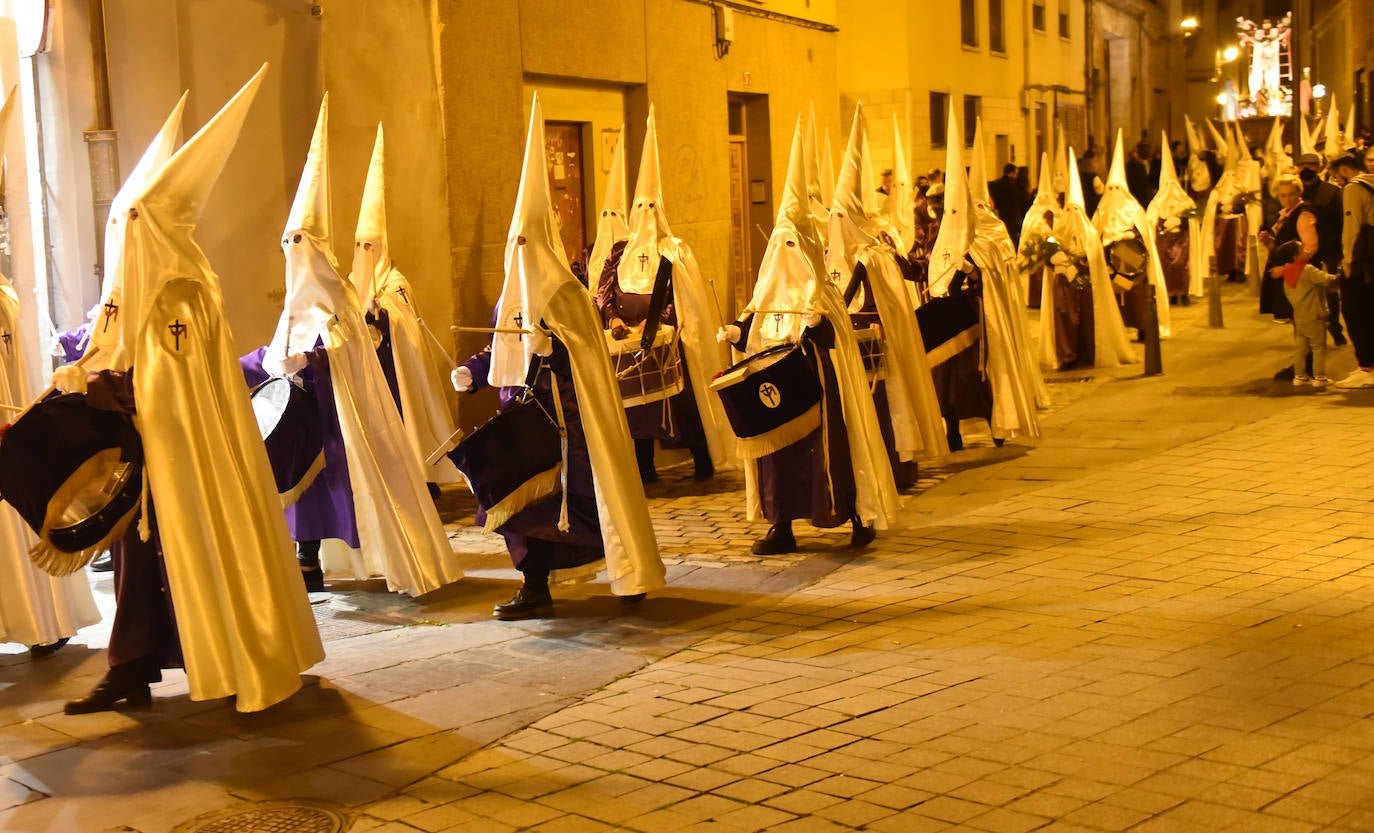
172, 801, 347, 833
1044, 375, 1095, 383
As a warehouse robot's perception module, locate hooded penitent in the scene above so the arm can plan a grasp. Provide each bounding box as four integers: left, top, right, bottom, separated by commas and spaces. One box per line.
1093, 129, 1172, 338
1199, 121, 1249, 282
739, 111, 899, 529
1052, 120, 1069, 197
928, 101, 977, 299
1016, 153, 1061, 309
874, 113, 914, 254
823, 106, 947, 460
1146, 130, 1205, 298
265, 94, 459, 596
0, 83, 100, 649
83, 93, 187, 371
617, 106, 734, 469
584, 125, 628, 289
1263, 117, 1291, 183
1183, 115, 1213, 194
352, 125, 462, 484
1038, 149, 1137, 369
969, 118, 1049, 426
117, 65, 323, 712
494, 94, 663, 596
1323, 97, 1343, 164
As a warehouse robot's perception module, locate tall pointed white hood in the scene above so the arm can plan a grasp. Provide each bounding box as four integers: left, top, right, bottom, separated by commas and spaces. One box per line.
883, 113, 914, 251
1052, 120, 1069, 196
488, 93, 569, 387
264, 93, 352, 370
928, 99, 975, 295
746, 115, 818, 354
1093, 129, 1141, 243
1147, 130, 1196, 221
1324, 96, 1343, 162
619, 105, 673, 295
585, 125, 629, 287
351, 125, 389, 309
825, 104, 878, 306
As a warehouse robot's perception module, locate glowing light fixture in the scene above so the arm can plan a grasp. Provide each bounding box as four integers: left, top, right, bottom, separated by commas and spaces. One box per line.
1181, 17, 1199, 31
1312, 83, 1327, 99
1222, 45, 1239, 62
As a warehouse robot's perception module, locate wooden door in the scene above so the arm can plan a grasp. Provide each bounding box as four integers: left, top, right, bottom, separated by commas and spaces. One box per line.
728, 139, 750, 317
545, 121, 586, 262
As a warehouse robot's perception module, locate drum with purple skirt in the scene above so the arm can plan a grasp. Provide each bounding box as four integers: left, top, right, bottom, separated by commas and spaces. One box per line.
606, 324, 684, 407
0, 393, 144, 576
917, 295, 982, 367
448, 397, 563, 532
1106, 235, 1149, 290
250, 377, 324, 507
709, 342, 822, 458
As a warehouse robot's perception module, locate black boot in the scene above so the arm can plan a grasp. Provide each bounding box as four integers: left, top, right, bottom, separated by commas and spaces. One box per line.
64, 657, 158, 715
850, 515, 876, 549
634, 439, 658, 484
297, 540, 326, 593
752, 522, 796, 555
691, 446, 714, 481
1273, 365, 1296, 381
494, 570, 553, 620
945, 417, 964, 452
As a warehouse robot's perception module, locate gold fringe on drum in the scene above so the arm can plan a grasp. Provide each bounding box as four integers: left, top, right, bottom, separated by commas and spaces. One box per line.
31, 450, 141, 577
466, 464, 563, 533
733, 403, 822, 459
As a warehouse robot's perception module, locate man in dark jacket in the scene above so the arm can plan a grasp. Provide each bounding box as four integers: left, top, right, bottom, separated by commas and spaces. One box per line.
988, 163, 1026, 244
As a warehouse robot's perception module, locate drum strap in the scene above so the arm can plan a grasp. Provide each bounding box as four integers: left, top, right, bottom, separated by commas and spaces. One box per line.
548, 373, 571, 533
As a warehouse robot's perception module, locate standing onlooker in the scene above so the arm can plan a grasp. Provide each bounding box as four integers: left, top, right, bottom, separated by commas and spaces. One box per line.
988, 163, 1027, 244
1079, 150, 1104, 216
1269, 241, 1335, 386
1126, 141, 1154, 207
1334, 155, 1374, 388
1298, 153, 1347, 345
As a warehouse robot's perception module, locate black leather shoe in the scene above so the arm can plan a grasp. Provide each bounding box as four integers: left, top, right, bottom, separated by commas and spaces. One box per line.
1333, 334, 1348, 347
64, 674, 152, 715
850, 518, 876, 549
692, 456, 715, 481
751, 525, 797, 555
620, 593, 647, 606
89, 552, 113, 573
494, 585, 554, 620
29, 637, 70, 659
1273, 365, 1296, 381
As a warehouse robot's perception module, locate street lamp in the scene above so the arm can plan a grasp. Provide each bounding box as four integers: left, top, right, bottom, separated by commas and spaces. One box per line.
1222, 45, 1239, 63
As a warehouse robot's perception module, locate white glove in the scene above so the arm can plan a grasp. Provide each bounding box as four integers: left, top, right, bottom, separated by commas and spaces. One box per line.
716, 324, 741, 344
801, 312, 822, 328
51, 365, 88, 395
280, 352, 309, 375
451, 366, 473, 392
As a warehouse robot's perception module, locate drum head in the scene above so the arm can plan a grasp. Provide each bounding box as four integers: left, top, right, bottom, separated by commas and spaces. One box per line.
1108, 238, 1148, 277
251, 378, 291, 438
46, 448, 143, 554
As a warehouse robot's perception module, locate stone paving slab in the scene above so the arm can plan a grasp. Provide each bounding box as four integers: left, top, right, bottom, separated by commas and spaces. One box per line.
3, 286, 1373, 832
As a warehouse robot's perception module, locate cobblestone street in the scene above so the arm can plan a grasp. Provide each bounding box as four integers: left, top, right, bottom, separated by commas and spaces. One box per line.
3, 287, 1374, 832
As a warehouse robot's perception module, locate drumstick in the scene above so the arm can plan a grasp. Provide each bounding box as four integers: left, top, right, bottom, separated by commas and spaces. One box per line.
743, 308, 811, 316
705, 276, 728, 325
450, 325, 546, 336
416, 318, 459, 372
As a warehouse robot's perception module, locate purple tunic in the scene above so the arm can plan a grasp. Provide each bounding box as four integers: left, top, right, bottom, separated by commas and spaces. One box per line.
240, 345, 360, 547
1155, 221, 1191, 297
925, 270, 994, 424
458, 339, 604, 573
366, 308, 404, 414
595, 242, 708, 449
733, 317, 857, 528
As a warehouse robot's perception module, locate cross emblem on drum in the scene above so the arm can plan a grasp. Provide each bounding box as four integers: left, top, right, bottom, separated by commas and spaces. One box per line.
758, 381, 781, 409
168, 319, 188, 350
102, 301, 119, 332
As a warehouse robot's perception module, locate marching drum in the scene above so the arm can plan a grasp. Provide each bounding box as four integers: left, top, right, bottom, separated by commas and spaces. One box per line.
916, 295, 982, 368
710, 343, 822, 458
250, 377, 324, 506
0, 393, 144, 576
1106, 235, 1149, 288
850, 313, 886, 384
448, 398, 563, 532
605, 324, 684, 408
